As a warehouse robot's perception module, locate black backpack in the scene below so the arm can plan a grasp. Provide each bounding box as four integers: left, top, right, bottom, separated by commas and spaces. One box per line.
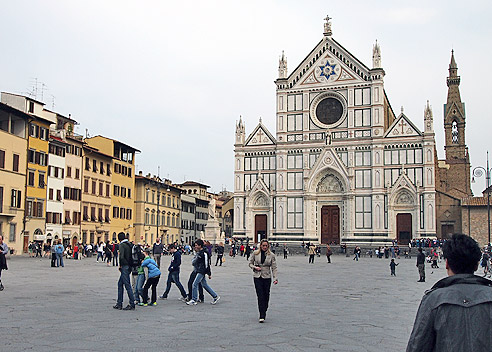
129, 244, 145, 269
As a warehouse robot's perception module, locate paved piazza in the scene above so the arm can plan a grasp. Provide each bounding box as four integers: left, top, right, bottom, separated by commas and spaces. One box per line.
3, 252, 447, 351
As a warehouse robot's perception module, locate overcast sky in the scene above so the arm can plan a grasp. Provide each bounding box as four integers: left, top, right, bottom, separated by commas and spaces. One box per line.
1, 1, 491, 195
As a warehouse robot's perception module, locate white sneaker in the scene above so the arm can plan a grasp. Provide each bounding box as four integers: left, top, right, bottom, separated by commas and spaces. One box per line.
179, 297, 187, 302
186, 299, 197, 305
211, 296, 221, 305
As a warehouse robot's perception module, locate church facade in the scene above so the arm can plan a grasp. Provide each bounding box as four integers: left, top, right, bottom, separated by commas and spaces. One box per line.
233, 18, 438, 245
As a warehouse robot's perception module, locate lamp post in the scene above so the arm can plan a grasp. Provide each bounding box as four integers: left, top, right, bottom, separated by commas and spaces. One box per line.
472, 151, 491, 244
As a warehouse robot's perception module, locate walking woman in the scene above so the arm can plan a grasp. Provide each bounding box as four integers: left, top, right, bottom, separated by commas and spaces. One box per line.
249, 239, 278, 323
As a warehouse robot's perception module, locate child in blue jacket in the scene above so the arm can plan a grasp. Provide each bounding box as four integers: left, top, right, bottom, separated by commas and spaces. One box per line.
140, 248, 161, 306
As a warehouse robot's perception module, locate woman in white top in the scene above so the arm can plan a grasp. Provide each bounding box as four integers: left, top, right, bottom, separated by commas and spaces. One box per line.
248, 239, 278, 323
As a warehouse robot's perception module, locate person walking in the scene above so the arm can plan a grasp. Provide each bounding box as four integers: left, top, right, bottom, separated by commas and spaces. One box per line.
283, 245, 288, 259
96, 242, 104, 262
113, 232, 136, 311
326, 245, 332, 263
112, 242, 119, 266
308, 243, 316, 264
105, 241, 112, 267
0, 235, 8, 291
159, 244, 187, 301
249, 239, 278, 323
416, 248, 426, 282
215, 242, 224, 266
390, 259, 399, 276
186, 239, 220, 305
139, 248, 161, 306
152, 238, 163, 269
407, 234, 492, 352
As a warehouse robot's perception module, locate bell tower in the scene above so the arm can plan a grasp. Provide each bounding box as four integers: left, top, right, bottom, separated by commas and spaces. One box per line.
442, 50, 471, 196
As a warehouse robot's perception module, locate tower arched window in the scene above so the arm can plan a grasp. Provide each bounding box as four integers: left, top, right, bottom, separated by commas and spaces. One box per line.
452, 120, 459, 143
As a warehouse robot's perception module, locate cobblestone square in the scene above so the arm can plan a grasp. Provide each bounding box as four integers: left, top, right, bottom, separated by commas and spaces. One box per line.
2, 253, 447, 351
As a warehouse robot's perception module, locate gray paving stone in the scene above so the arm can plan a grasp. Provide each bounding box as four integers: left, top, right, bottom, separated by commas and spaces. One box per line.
1, 253, 446, 351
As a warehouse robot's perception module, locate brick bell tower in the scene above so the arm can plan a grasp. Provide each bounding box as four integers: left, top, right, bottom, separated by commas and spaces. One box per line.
443, 50, 472, 197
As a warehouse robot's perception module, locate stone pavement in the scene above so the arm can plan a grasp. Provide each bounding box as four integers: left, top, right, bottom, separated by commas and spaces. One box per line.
2, 253, 447, 352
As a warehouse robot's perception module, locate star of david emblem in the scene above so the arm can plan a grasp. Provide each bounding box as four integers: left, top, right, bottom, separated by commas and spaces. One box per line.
319, 61, 336, 79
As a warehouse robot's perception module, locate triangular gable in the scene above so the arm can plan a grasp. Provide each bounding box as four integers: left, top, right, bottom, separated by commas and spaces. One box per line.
248, 177, 271, 208
287, 37, 370, 89
244, 122, 276, 146
306, 147, 349, 193
389, 171, 417, 204
384, 113, 422, 138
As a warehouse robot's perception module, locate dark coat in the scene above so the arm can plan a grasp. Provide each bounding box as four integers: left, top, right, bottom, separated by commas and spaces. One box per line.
407, 274, 492, 352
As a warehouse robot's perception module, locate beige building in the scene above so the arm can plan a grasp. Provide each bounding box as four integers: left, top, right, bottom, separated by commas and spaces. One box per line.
135, 173, 182, 245
85, 136, 138, 242
179, 181, 210, 240
81, 145, 112, 244
0, 103, 29, 254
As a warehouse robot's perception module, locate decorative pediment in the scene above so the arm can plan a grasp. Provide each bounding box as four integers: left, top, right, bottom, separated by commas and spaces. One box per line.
288, 37, 370, 89
388, 171, 417, 205
306, 147, 349, 193
248, 176, 271, 208
244, 122, 276, 146
384, 113, 422, 138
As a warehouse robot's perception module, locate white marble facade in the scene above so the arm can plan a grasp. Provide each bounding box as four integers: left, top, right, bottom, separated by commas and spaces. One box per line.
233, 18, 437, 245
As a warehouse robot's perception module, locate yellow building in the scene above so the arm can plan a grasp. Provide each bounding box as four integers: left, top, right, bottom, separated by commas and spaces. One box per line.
0, 103, 30, 254
85, 136, 138, 242
135, 173, 182, 245
1, 93, 57, 250
81, 145, 112, 244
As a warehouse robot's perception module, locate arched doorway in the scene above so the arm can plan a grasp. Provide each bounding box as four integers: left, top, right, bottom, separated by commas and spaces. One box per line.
321, 205, 340, 244
397, 213, 412, 245
255, 214, 267, 244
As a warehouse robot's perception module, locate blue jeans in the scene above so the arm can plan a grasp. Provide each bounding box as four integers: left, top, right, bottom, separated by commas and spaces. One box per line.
56, 253, 64, 267
192, 273, 217, 301
117, 265, 135, 307
162, 271, 187, 298
133, 274, 145, 303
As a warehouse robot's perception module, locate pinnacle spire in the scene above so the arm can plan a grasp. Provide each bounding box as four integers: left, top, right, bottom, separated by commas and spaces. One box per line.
372, 40, 382, 69
278, 51, 288, 79
448, 49, 459, 79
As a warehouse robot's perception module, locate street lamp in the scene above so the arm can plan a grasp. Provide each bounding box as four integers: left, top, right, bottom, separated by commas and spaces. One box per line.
472, 151, 491, 244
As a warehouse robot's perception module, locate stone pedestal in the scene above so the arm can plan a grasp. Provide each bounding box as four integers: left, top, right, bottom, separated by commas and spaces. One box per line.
203, 218, 222, 245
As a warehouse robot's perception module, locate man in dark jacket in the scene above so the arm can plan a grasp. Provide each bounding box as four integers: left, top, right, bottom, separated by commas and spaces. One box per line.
407, 233, 492, 352
152, 238, 164, 268
113, 232, 135, 310
186, 239, 220, 305
416, 248, 426, 282
159, 244, 187, 301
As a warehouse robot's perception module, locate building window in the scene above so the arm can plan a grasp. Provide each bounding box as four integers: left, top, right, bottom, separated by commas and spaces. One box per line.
9, 223, 16, 242
287, 172, 303, 190
114, 185, 120, 196
38, 173, 45, 188
452, 120, 458, 143
75, 168, 80, 179
67, 166, 72, 178
113, 206, 119, 219
354, 87, 371, 106
354, 109, 371, 127
92, 181, 96, 195
287, 114, 303, 131
84, 179, 89, 193
10, 189, 21, 208
355, 169, 371, 188
244, 174, 258, 191
12, 153, 19, 172
287, 154, 303, 169
355, 151, 371, 166
287, 94, 303, 111
355, 196, 372, 229
287, 197, 303, 229
106, 184, 110, 197
126, 208, 132, 220
28, 170, 35, 186
420, 194, 425, 229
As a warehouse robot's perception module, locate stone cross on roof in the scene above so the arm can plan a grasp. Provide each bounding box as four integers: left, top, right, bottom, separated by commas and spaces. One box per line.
324, 15, 332, 36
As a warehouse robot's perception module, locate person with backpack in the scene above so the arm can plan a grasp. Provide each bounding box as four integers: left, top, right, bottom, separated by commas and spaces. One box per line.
159, 244, 187, 301
186, 239, 220, 305
113, 232, 136, 311
140, 248, 161, 306
131, 243, 146, 305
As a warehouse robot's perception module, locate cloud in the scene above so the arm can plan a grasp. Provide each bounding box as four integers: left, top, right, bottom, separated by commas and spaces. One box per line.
384, 7, 436, 25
